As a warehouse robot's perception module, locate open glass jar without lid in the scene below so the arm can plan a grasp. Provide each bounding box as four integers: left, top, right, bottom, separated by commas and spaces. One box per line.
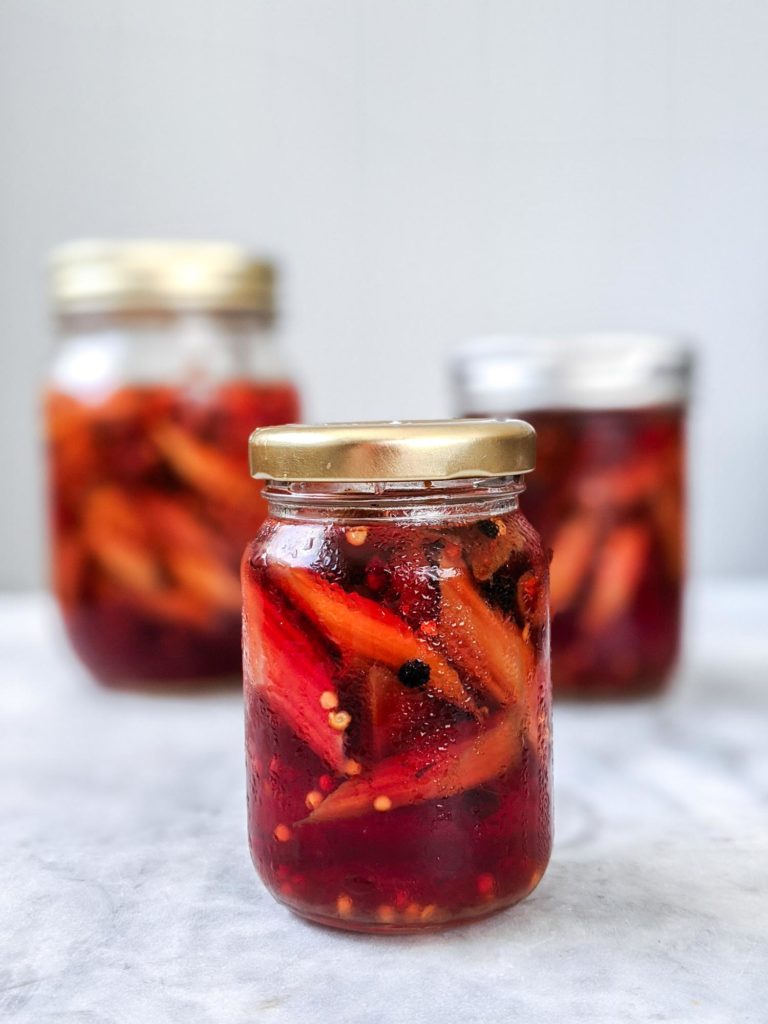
242, 419, 552, 932
451, 333, 693, 700
45, 240, 301, 687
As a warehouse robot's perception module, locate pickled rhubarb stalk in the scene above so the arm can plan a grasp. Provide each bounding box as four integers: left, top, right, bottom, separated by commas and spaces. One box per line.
166, 551, 242, 612
152, 423, 255, 507
243, 583, 347, 773
367, 664, 401, 737
576, 454, 663, 510
87, 533, 161, 595
582, 523, 651, 632
122, 586, 212, 629
271, 566, 475, 712
548, 513, 600, 614
516, 570, 548, 631
303, 712, 520, 823
143, 495, 226, 556
83, 485, 143, 539
52, 535, 85, 608
46, 380, 301, 686
527, 651, 551, 755
91, 572, 211, 629
461, 523, 525, 581
45, 391, 86, 443
651, 485, 684, 581
438, 556, 533, 708
365, 662, 427, 761
144, 496, 241, 611
82, 487, 161, 594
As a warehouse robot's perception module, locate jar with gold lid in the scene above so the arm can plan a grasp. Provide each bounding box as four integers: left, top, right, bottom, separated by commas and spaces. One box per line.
242, 419, 551, 932
45, 240, 301, 687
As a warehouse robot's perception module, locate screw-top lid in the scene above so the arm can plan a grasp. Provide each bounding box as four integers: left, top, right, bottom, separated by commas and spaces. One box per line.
451, 333, 694, 412
249, 419, 536, 482
50, 240, 274, 314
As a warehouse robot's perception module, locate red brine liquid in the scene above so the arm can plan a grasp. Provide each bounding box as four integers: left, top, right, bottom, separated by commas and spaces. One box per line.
522, 405, 685, 698
243, 506, 552, 932
45, 380, 300, 686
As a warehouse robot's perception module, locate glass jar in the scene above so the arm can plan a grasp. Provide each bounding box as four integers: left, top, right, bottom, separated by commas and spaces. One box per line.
45, 241, 301, 687
451, 334, 693, 700
242, 420, 551, 932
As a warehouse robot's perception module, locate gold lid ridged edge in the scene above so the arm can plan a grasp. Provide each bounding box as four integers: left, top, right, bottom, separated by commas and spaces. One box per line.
49, 239, 274, 314
249, 419, 536, 482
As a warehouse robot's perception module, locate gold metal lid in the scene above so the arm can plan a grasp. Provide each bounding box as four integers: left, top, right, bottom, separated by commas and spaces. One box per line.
49, 240, 274, 314
249, 419, 536, 482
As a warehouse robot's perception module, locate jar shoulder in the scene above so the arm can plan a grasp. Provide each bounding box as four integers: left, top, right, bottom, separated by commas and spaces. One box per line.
48, 316, 295, 394
243, 506, 548, 592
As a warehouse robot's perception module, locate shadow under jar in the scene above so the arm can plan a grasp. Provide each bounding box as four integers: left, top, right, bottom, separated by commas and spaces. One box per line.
451, 334, 694, 700
45, 241, 300, 688
242, 420, 552, 933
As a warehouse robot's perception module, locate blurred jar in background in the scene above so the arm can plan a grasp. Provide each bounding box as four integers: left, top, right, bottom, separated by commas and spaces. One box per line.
45, 241, 301, 688
451, 334, 693, 700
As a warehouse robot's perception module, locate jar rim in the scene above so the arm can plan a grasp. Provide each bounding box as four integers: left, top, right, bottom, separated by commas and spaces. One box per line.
249, 419, 536, 482
451, 332, 694, 412
49, 239, 274, 315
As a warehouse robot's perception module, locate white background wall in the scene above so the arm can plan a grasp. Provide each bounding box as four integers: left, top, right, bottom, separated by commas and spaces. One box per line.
1, 0, 767, 586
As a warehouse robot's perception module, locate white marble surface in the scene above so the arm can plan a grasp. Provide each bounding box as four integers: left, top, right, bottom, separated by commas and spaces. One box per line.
2, 585, 767, 1023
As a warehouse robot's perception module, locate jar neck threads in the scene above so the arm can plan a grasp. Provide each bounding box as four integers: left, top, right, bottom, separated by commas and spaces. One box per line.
263, 476, 524, 524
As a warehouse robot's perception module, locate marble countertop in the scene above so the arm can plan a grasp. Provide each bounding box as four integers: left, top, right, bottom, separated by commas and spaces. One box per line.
2, 585, 767, 1023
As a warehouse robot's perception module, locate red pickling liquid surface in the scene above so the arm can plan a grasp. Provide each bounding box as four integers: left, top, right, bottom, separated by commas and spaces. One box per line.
45, 380, 300, 686
243, 508, 552, 932
520, 405, 685, 699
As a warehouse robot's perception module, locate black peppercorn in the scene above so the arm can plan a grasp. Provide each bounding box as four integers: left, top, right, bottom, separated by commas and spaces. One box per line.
398, 659, 431, 688
478, 519, 500, 539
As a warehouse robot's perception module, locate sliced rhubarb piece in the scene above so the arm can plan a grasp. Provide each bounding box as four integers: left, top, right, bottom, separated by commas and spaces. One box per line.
52, 534, 86, 608
650, 484, 684, 581
45, 393, 98, 496
143, 496, 242, 612
525, 638, 551, 756
270, 565, 475, 713
364, 662, 433, 761
82, 487, 223, 627
83, 485, 144, 538
548, 512, 600, 614
143, 494, 225, 555
576, 454, 663, 511
243, 578, 347, 773
82, 487, 162, 594
92, 575, 211, 629
152, 423, 256, 507
302, 711, 520, 823
44, 390, 88, 444
367, 663, 402, 761
126, 586, 212, 628
459, 518, 525, 581
165, 550, 242, 612
581, 522, 651, 632
516, 570, 548, 630
437, 554, 533, 709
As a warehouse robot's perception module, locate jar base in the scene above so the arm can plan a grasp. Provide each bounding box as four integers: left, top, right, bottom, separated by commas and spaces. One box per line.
93, 672, 242, 695
59, 609, 244, 692
553, 678, 671, 702
280, 871, 547, 935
